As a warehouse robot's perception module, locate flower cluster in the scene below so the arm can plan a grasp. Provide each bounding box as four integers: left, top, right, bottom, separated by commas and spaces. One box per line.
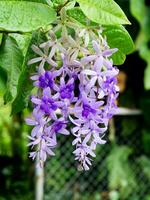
26, 28, 119, 170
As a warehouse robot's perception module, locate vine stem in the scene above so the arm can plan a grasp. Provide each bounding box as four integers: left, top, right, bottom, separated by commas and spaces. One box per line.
35, 157, 44, 200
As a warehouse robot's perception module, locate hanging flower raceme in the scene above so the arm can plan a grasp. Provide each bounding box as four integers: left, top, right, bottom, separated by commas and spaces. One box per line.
26, 26, 119, 170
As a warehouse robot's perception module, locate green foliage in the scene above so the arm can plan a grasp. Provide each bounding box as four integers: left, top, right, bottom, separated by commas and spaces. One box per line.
77, 0, 130, 25
102, 25, 134, 65
0, 98, 12, 156
0, 33, 3, 45
121, 117, 138, 136
142, 130, 150, 155
130, 0, 150, 89
141, 93, 150, 127
1, 0, 49, 3
109, 191, 120, 200
107, 145, 137, 199
0, 67, 6, 95
11, 31, 47, 114
52, 0, 68, 7
0, 1, 56, 32
137, 156, 150, 180
145, 196, 150, 200
67, 7, 98, 27
0, 36, 24, 104
9, 33, 32, 56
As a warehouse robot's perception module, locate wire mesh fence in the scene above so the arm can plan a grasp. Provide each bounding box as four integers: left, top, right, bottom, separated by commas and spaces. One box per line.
44, 115, 150, 200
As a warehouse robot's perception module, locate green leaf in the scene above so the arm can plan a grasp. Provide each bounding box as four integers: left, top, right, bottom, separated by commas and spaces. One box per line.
67, 7, 98, 27
11, 31, 47, 115
102, 25, 134, 65
52, 0, 68, 6
0, 36, 24, 104
0, 1, 56, 32
0, 67, 7, 96
1, 0, 49, 4
77, 0, 130, 25
0, 33, 3, 45
0, 97, 12, 156
9, 33, 32, 56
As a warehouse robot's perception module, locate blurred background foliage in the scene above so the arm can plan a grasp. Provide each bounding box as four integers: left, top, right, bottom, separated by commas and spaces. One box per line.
0, 0, 150, 199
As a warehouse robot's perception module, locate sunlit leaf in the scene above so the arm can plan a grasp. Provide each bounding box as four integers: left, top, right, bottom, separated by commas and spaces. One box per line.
77, 0, 130, 25
103, 25, 134, 65
0, 1, 56, 32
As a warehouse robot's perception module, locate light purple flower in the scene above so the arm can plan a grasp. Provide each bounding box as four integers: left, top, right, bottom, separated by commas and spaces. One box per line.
48, 118, 70, 137
26, 30, 119, 170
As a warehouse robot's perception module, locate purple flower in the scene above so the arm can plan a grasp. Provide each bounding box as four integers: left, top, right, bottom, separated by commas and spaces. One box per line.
102, 77, 119, 95
40, 96, 57, 113
82, 104, 96, 118
38, 72, 55, 89
72, 93, 104, 120
73, 143, 95, 171
59, 77, 75, 100
26, 30, 119, 170
31, 69, 62, 89
31, 88, 60, 119
28, 133, 56, 167
51, 119, 69, 135
25, 108, 47, 137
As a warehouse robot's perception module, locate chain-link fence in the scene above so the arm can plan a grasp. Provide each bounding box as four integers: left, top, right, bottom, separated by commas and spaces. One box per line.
44, 115, 150, 200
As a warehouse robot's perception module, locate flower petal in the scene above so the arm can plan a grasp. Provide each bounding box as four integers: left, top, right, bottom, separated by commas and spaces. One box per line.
28, 57, 43, 65
25, 118, 37, 126
82, 69, 97, 76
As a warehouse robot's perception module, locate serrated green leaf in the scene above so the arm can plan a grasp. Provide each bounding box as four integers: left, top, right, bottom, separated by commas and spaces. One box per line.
0, 36, 24, 103
103, 25, 134, 65
77, 0, 130, 25
11, 32, 47, 115
0, 1, 56, 32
